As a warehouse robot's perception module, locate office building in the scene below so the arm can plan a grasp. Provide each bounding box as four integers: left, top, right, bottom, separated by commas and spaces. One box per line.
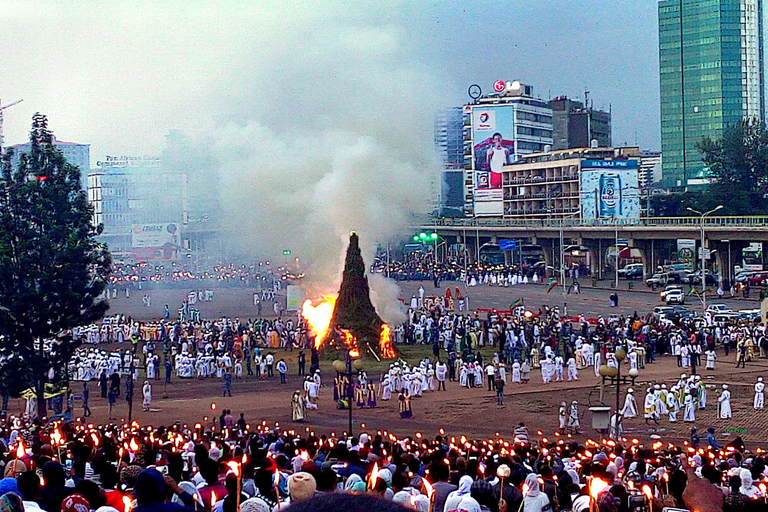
464, 80, 554, 216
501, 146, 641, 220
638, 150, 663, 189
8, 136, 90, 186
434, 107, 467, 216
548, 97, 612, 150
659, 0, 764, 188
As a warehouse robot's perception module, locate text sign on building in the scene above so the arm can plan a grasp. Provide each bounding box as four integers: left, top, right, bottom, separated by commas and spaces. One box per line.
131, 223, 181, 261
580, 160, 640, 221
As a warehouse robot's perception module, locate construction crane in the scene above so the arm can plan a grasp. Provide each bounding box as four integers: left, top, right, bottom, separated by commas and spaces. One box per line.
0, 98, 24, 152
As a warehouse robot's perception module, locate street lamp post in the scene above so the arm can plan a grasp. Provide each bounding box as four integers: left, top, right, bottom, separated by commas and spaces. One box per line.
686, 205, 724, 312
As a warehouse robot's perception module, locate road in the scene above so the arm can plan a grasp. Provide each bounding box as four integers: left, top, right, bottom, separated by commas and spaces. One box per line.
108, 278, 760, 322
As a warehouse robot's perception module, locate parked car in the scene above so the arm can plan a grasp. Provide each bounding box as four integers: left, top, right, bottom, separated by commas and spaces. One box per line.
747, 272, 768, 286
706, 303, 732, 314
653, 306, 676, 321
734, 271, 755, 284
665, 289, 685, 305
618, 263, 644, 280
738, 309, 761, 321
659, 284, 683, 300
646, 273, 670, 287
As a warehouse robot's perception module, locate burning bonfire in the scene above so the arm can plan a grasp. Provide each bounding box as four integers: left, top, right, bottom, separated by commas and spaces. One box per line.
300, 233, 397, 359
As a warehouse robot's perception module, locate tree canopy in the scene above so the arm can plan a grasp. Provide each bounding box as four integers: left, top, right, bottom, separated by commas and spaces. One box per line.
0, 113, 111, 418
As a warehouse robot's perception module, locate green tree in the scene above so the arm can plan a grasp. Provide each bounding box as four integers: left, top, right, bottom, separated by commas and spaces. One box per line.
0, 113, 111, 420
698, 118, 768, 210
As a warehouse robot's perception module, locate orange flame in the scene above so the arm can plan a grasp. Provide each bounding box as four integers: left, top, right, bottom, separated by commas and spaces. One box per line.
423, 478, 434, 498
379, 324, 396, 358
302, 297, 336, 347
590, 478, 609, 499
339, 329, 360, 357
122, 496, 132, 512
16, 440, 24, 459
211, 491, 217, 508
369, 462, 379, 489
227, 461, 240, 477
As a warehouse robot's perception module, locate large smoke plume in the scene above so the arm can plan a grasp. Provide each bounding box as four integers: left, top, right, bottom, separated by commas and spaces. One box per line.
207, 19, 447, 324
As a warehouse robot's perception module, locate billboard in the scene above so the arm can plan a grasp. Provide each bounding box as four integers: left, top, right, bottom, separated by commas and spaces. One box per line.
469, 105, 516, 213
580, 160, 640, 220
131, 223, 181, 261
286, 285, 304, 312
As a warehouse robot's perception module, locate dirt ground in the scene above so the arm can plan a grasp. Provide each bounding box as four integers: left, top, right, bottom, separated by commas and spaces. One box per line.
16, 346, 768, 447
29, 282, 767, 446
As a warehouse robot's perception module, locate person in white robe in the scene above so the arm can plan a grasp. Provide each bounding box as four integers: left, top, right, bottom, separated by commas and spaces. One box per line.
554, 356, 564, 382
755, 377, 765, 410
667, 386, 679, 422
566, 357, 578, 381
593, 351, 602, 377
705, 349, 716, 370
683, 392, 695, 422
718, 385, 732, 419
511, 361, 521, 383
621, 388, 637, 418
558, 402, 567, 433
644, 388, 659, 425
696, 377, 707, 409
567, 401, 580, 432
142, 381, 152, 411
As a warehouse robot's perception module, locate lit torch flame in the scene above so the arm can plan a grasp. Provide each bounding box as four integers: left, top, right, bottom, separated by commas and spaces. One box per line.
301, 297, 336, 347
16, 440, 24, 459
210, 491, 217, 508
369, 463, 379, 489
379, 324, 397, 359
423, 478, 434, 499
227, 461, 240, 477
122, 496, 132, 512
590, 478, 609, 499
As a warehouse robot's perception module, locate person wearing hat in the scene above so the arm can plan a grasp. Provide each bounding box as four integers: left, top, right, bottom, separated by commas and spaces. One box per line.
706, 427, 720, 450
754, 377, 765, 410
718, 385, 732, 419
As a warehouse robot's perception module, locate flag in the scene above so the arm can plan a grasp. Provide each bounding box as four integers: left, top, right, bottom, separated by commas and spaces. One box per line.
687, 287, 697, 297
509, 299, 523, 310
546, 279, 558, 294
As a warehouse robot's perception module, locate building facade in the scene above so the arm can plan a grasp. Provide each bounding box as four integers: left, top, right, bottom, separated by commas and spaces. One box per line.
500, 147, 641, 220
8, 136, 90, 186
463, 81, 554, 216
638, 150, 663, 189
659, 0, 764, 188
548, 97, 612, 150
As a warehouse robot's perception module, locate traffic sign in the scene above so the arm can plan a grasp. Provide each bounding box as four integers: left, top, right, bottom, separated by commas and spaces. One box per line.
499, 239, 518, 251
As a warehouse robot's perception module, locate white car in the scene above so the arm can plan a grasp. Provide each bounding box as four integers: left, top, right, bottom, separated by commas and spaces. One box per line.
706, 304, 732, 314
659, 285, 683, 300
665, 289, 685, 305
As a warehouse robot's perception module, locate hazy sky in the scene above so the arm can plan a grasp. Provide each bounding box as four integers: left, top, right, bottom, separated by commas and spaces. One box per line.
0, 0, 661, 162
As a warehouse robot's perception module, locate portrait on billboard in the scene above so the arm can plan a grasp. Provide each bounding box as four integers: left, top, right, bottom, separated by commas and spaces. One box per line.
475, 171, 490, 189
474, 132, 512, 188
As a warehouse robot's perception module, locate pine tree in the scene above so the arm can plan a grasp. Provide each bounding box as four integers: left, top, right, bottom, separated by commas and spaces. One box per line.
0, 114, 111, 419
328, 233, 383, 356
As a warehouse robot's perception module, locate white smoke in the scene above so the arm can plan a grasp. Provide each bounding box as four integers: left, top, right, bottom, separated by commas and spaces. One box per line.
208, 21, 448, 324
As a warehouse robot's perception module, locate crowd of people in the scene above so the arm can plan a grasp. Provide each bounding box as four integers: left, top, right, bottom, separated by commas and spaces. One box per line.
0, 410, 758, 512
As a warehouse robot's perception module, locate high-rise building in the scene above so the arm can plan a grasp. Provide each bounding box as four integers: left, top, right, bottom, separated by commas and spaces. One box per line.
8, 136, 90, 186
434, 107, 467, 216
548, 97, 612, 150
463, 80, 553, 216
638, 150, 663, 189
659, 0, 764, 188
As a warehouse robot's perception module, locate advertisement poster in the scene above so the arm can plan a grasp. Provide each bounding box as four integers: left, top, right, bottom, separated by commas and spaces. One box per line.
580, 160, 640, 221
470, 105, 515, 213
131, 223, 181, 261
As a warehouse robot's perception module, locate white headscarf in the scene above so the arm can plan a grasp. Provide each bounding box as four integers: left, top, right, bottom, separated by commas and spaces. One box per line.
457, 496, 481, 512
445, 476, 474, 512
525, 473, 542, 498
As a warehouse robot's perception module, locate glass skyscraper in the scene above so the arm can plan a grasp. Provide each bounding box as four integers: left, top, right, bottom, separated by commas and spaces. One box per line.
659, 0, 764, 188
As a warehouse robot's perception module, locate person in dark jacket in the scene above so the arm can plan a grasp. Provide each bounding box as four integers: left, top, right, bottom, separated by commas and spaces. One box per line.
37, 462, 73, 512
134, 468, 195, 512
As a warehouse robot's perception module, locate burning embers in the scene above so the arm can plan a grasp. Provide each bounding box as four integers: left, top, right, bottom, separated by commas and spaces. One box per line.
301, 296, 395, 359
